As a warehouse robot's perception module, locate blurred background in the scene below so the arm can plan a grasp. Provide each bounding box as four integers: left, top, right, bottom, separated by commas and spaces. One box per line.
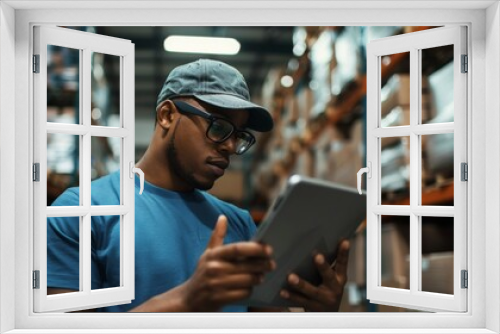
46, 26, 455, 312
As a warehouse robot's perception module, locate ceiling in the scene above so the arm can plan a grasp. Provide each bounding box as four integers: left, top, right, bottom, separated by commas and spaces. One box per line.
93, 26, 295, 125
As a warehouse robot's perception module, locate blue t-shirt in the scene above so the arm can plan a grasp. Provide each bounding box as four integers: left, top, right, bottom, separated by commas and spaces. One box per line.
47, 171, 257, 312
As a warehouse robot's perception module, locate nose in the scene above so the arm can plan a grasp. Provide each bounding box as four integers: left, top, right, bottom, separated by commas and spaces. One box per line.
217, 134, 238, 155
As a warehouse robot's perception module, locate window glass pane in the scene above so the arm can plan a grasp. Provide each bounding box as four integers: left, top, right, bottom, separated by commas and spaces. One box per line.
421, 45, 454, 124
421, 216, 454, 294
91, 52, 121, 127
47, 45, 80, 124
381, 137, 410, 205
422, 133, 454, 206
47, 216, 81, 294
91, 136, 121, 205
381, 215, 410, 290
91, 215, 121, 291
47, 133, 80, 206
380, 52, 410, 127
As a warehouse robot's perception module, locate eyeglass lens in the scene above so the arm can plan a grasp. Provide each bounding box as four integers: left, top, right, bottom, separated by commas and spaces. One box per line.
207, 119, 252, 154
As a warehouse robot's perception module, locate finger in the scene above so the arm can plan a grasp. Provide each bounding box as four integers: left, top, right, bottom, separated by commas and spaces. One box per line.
210, 273, 263, 289
279, 289, 322, 311
333, 239, 350, 282
314, 253, 336, 289
210, 241, 273, 261
211, 289, 253, 304
206, 215, 228, 250
286, 273, 332, 305
205, 258, 276, 276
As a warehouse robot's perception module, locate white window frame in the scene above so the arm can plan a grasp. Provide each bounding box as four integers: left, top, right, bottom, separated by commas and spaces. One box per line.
0, 1, 499, 333
366, 26, 468, 312
33, 25, 136, 313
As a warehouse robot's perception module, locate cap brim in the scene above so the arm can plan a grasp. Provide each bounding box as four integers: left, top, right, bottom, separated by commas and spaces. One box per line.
194, 94, 274, 132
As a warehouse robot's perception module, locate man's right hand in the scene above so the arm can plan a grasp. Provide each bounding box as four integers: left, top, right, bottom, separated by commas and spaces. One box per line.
130, 215, 275, 312
177, 215, 275, 312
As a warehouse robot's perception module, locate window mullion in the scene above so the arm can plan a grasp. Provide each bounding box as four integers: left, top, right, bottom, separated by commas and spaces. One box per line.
409, 47, 420, 295
82, 47, 92, 294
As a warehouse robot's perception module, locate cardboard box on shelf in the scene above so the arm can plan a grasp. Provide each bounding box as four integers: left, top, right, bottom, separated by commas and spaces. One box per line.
380, 137, 410, 195
381, 74, 410, 116
295, 86, 314, 121
347, 231, 366, 286
313, 125, 340, 180
292, 148, 315, 177
421, 251, 454, 295
327, 120, 363, 188
381, 223, 410, 289
381, 74, 430, 121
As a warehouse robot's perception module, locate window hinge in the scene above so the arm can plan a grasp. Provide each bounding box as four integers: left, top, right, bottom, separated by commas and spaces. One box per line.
461, 163, 468, 181
461, 54, 468, 73
33, 270, 40, 289
33, 163, 40, 182
33, 54, 40, 73
461, 270, 468, 289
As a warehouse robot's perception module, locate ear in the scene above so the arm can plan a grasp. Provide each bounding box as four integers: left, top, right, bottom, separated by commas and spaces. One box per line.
156, 100, 177, 131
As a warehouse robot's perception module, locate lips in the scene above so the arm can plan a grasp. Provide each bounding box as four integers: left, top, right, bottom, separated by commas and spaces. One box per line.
206, 158, 229, 177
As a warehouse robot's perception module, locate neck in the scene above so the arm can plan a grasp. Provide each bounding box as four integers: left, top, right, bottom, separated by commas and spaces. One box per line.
135, 130, 194, 192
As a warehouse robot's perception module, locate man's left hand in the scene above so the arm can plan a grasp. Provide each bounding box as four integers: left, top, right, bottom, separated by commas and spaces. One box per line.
279, 239, 350, 312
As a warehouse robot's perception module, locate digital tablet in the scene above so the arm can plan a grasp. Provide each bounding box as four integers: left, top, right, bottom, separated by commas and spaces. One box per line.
242, 175, 366, 308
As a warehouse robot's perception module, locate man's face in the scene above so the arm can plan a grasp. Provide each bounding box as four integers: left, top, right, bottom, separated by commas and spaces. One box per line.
167, 98, 250, 191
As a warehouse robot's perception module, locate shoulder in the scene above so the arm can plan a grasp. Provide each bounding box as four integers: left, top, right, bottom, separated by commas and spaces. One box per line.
91, 171, 120, 190
51, 171, 120, 208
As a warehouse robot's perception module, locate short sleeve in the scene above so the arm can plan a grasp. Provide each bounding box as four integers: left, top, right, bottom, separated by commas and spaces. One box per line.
47, 188, 102, 291
47, 189, 80, 290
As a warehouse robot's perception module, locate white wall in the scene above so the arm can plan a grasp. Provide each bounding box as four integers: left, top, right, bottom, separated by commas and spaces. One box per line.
485, 2, 500, 333
0, 2, 16, 333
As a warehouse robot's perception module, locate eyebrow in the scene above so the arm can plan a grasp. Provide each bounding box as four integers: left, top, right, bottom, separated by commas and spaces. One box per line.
200, 107, 248, 131
175, 100, 249, 131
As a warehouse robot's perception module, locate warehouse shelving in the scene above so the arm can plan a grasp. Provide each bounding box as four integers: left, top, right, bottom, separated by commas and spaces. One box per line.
251, 26, 456, 313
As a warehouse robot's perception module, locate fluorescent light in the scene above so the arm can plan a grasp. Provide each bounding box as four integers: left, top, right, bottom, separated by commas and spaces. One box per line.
164, 35, 241, 55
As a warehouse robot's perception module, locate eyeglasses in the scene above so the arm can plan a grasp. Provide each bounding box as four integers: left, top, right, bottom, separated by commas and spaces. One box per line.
172, 100, 256, 155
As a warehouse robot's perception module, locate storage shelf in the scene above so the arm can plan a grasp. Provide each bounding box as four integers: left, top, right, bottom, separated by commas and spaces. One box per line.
384, 182, 454, 206
251, 26, 443, 213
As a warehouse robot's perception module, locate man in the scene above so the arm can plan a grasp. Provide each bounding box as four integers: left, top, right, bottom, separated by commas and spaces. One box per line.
47, 59, 350, 312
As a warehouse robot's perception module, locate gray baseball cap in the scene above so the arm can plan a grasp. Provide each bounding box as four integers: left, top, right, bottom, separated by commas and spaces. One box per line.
156, 59, 273, 132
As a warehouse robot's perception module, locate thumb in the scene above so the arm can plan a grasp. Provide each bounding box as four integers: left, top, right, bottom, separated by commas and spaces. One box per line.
206, 215, 228, 249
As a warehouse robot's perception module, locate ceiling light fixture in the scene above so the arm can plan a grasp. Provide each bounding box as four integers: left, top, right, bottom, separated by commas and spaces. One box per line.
164, 36, 241, 55
280, 75, 294, 88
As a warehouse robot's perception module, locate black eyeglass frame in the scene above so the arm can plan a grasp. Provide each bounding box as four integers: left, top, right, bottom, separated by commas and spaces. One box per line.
172, 100, 256, 155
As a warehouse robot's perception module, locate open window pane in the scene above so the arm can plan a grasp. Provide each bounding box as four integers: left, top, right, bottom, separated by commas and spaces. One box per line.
381, 137, 410, 204
91, 215, 121, 291
47, 45, 80, 124
422, 133, 454, 206
381, 215, 410, 290
91, 136, 121, 205
421, 216, 454, 294
366, 26, 466, 312
47, 216, 81, 293
47, 133, 80, 206
34, 25, 135, 313
422, 45, 454, 124
91, 52, 121, 127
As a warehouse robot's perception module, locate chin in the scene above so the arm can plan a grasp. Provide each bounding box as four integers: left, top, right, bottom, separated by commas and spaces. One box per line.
192, 177, 216, 191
